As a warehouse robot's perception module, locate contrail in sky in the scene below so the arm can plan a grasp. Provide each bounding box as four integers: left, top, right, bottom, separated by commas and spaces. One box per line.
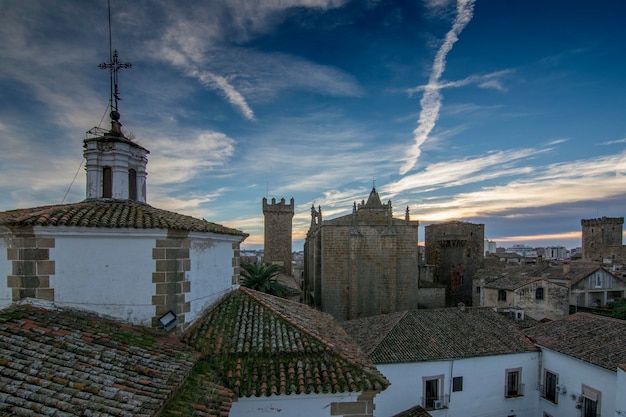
400, 0, 476, 175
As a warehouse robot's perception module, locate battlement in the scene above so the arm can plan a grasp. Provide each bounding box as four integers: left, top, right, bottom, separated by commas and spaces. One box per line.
262, 197, 295, 214
581, 217, 624, 227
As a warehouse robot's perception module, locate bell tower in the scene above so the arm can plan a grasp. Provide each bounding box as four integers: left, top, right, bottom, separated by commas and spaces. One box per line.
83, 16, 149, 203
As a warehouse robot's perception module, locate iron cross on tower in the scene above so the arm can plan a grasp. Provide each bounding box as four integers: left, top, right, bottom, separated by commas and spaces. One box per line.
99, 50, 131, 131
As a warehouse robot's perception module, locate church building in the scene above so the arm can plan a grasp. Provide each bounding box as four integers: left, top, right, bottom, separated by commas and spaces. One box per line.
303, 187, 420, 321
0, 94, 247, 331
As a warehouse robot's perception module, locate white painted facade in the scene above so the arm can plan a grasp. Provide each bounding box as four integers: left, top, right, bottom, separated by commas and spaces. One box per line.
188, 232, 241, 319
374, 352, 539, 417
537, 348, 619, 417
617, 367, 626, 417
0, 225, 241, 328
230, 392, 367, 417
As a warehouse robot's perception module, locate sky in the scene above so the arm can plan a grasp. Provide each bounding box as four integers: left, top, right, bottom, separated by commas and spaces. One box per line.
1, 0, 625, 251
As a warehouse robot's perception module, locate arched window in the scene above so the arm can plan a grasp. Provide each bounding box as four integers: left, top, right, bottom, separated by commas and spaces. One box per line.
128, 168, 137, 200
498, 290, 507, 302
535, 287, 544, 301
102, 167, 112, 198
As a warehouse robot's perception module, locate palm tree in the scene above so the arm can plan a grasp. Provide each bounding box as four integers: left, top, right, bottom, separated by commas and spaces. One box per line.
239, 262, 290, 297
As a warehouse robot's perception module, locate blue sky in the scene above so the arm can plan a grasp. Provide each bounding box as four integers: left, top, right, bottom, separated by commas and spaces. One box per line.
1, 0, 625, 251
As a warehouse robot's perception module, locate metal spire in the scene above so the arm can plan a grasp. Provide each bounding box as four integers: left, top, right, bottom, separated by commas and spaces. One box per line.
98, 0, 131, 134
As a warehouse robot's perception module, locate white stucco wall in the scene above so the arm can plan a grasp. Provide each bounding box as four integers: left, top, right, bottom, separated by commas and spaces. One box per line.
187, 232, 241, 325
230, 392, 365, 417
538, 348, 617, 417
45, 227, 159, 326
375, 352, 539, 417
616, 367, 626, 416
0, 228, 13, 310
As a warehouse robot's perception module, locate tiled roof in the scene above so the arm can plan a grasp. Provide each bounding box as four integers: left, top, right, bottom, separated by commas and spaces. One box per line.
391, 404, 432, 417
0, 303, 203, 417
484, 275, 546, 290
523, 313, 626, 371
183, 287, 389, 397
341, 307, 538, 364
0, 200, 247, 236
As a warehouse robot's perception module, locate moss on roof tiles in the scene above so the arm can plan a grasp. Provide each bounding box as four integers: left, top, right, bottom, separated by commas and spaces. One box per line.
183, 287, 389, 397
0, 200, 247, 236
0, 305, 200, 417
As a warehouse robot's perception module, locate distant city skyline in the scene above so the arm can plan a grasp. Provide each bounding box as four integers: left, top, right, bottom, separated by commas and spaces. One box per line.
1, 0, 625, 252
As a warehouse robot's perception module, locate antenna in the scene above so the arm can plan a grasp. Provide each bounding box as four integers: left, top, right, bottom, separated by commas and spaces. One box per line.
98, 0, 131, 132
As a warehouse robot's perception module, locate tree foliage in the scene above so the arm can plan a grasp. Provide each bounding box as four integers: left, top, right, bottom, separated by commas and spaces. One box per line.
239, 262, 290, 297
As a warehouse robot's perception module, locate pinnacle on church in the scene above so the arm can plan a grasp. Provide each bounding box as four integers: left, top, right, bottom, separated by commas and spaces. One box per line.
365, 186, 383, 207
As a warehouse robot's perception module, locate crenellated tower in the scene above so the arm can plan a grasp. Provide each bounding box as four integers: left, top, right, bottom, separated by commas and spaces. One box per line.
263, 197, 295, 275
581, 216, 625, 262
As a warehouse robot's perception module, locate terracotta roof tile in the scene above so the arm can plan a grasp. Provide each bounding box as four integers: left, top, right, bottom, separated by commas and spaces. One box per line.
183, 287, 389, 397
523, 313, 626, 371
342, 307, 538, 364
391, 404, 432, 417
0, 304, 200, 416
484, 275, 546, 290
0, 200, 247, 236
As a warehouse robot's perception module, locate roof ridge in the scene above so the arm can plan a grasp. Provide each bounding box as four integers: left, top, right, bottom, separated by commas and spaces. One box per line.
241, 287, 381, 373
368, 310, 409, 356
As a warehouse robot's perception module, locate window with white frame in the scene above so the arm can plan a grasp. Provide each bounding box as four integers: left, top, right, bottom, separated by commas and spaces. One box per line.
543, 369, 558, 403
582, 385, 600, 417
423, 375, 444, 409
505, 368, 522, 397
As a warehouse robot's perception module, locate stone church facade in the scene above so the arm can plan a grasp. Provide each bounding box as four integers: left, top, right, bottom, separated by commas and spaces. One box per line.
303, 188, 420, 321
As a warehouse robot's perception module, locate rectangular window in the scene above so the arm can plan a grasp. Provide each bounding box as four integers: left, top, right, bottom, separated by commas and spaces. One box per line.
498, 290, 507, 301
452, 376, 463, 392
595, 273, 603, 288
505, 368, 522, 397
582, 385, 600, 417
102, 167, 112, 198
543, 370, 558, 403
423, 375, 444, 409
128, 168, 137, 200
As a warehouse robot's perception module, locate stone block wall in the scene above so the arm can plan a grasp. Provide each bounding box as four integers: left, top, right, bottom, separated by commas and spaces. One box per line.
6, 227, 55, 302
152, 229, 191, 328
330, 391, 378, 417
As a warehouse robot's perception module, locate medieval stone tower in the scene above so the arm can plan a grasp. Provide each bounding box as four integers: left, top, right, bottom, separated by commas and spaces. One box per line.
581, 216, 625, 263
262, 197, 295, 275
424, 221, 484, 306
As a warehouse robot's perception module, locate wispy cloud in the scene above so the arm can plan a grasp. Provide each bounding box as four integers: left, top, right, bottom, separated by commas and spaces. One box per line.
602, 137, 626, 145
400, 0, 476, 175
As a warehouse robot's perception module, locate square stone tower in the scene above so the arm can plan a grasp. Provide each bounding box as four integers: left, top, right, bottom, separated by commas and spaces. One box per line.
262, 197, 295, 275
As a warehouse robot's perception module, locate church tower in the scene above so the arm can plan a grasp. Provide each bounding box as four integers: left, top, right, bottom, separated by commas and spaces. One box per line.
263, 197, 294, 275
84, 50, 149, 203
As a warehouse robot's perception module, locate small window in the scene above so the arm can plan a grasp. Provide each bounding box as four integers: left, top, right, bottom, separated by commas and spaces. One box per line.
476, 286, 481, 294
498, 290, 507, 302
128, 168, 137, 200
505, 368, 522, 397
595, 273, 603, 288
536, 287, 544, 301
543, 370, 558, 403
582, 385, 600, 417
452, 376, 463, 392
103, 167, 112, 198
